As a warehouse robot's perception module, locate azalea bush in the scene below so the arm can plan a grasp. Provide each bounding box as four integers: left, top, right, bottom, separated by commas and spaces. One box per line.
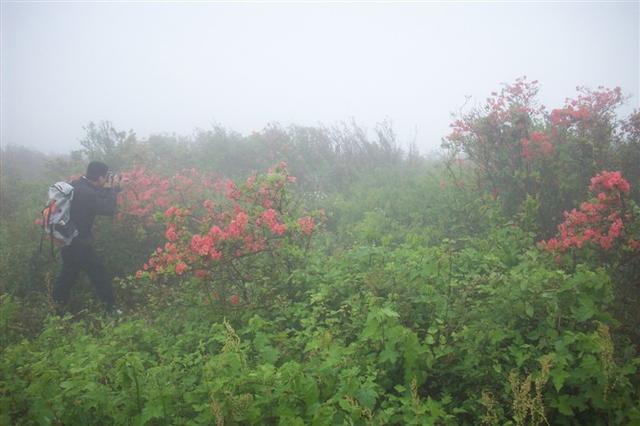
443, 77, 550, 217
115, 162, 323, 309
442, 78, 638, 236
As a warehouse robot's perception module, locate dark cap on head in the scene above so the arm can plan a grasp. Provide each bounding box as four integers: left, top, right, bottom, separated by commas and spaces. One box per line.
86, 161, 109, 181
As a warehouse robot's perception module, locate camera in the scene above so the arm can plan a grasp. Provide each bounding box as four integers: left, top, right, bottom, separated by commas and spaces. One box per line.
105, 171, 121, 189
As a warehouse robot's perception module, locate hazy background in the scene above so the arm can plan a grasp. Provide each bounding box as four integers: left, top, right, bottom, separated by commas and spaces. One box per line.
1, 1, 638, 155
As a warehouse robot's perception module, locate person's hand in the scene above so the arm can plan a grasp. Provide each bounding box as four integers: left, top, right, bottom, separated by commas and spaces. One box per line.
114, 175, 125, 192
104, 172, 116, 189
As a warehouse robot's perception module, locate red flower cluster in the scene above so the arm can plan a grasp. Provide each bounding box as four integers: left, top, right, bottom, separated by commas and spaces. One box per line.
131, 163, 322, 291
541, 171, 635, 252
118, 168, 225, 222
550, 107, 589, 126
297, 216, 315, 235
257, 209, 287, 235
137, 242, 187, 279
589, 170, 630, 194
550, 86, 623, 127
520, 131, 554, 161
117, 167, 172, 219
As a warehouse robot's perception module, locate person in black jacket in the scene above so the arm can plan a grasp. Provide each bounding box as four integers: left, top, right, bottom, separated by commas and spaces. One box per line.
53, 161, 122, 313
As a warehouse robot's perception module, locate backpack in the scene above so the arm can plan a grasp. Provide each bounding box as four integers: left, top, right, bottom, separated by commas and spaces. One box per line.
39, 181, 79, 257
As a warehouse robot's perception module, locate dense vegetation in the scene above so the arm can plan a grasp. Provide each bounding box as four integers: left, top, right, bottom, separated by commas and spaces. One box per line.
1, 79, 639, 425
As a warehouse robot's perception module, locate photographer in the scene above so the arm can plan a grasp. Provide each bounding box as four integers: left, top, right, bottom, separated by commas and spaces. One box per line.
53, 161, 123, 314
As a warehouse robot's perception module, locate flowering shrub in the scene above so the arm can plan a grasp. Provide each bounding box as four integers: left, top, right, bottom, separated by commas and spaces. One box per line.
541, 171, 639, 253
122, 162, 322, 306
443, 77, 551, 218
442, 78, 635, 236
446, 77, 547, 168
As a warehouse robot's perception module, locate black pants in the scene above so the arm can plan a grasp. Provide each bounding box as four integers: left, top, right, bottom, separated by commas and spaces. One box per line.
53, 241, 114, 310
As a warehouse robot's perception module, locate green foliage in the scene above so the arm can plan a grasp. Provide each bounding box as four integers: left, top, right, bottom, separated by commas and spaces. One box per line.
2, 230, 638, 424
1, 114, 639, 424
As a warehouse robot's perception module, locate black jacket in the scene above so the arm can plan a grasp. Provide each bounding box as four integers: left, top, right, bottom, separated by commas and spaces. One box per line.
70, 177, 119, 243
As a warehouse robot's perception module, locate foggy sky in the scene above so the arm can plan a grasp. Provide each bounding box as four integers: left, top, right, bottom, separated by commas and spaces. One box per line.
1, 2, 639, 155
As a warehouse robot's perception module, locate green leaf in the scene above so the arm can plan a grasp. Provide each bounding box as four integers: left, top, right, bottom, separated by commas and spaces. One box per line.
525, 302, 534, 318
380, 307, 400, 318
571, 298, 596, 322
551, 368, 570, 392
490, 329, 509, 344
380, 346, 399, 364
356, 388, 377, 410
338, 398, 353, 412
141, 401, 164, 424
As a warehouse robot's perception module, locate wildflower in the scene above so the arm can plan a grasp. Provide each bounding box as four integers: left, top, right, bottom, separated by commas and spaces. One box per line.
165, 225, 178, 241
298, 216, 315, 235
608, 218, 623, 239
191, 235, 212, 256
226, 211, 249, 238
175, 262, 187, 275
271, 223, 287, 235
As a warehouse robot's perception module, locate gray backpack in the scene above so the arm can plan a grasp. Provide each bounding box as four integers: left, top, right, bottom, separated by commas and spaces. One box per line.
40, 182, 78, 256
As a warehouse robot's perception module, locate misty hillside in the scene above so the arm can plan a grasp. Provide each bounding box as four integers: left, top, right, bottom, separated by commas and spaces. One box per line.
2, 78, 640, 424
2, 2, 639, 425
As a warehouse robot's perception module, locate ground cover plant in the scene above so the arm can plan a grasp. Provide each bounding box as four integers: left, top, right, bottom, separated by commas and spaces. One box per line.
1, 79, 639, 425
